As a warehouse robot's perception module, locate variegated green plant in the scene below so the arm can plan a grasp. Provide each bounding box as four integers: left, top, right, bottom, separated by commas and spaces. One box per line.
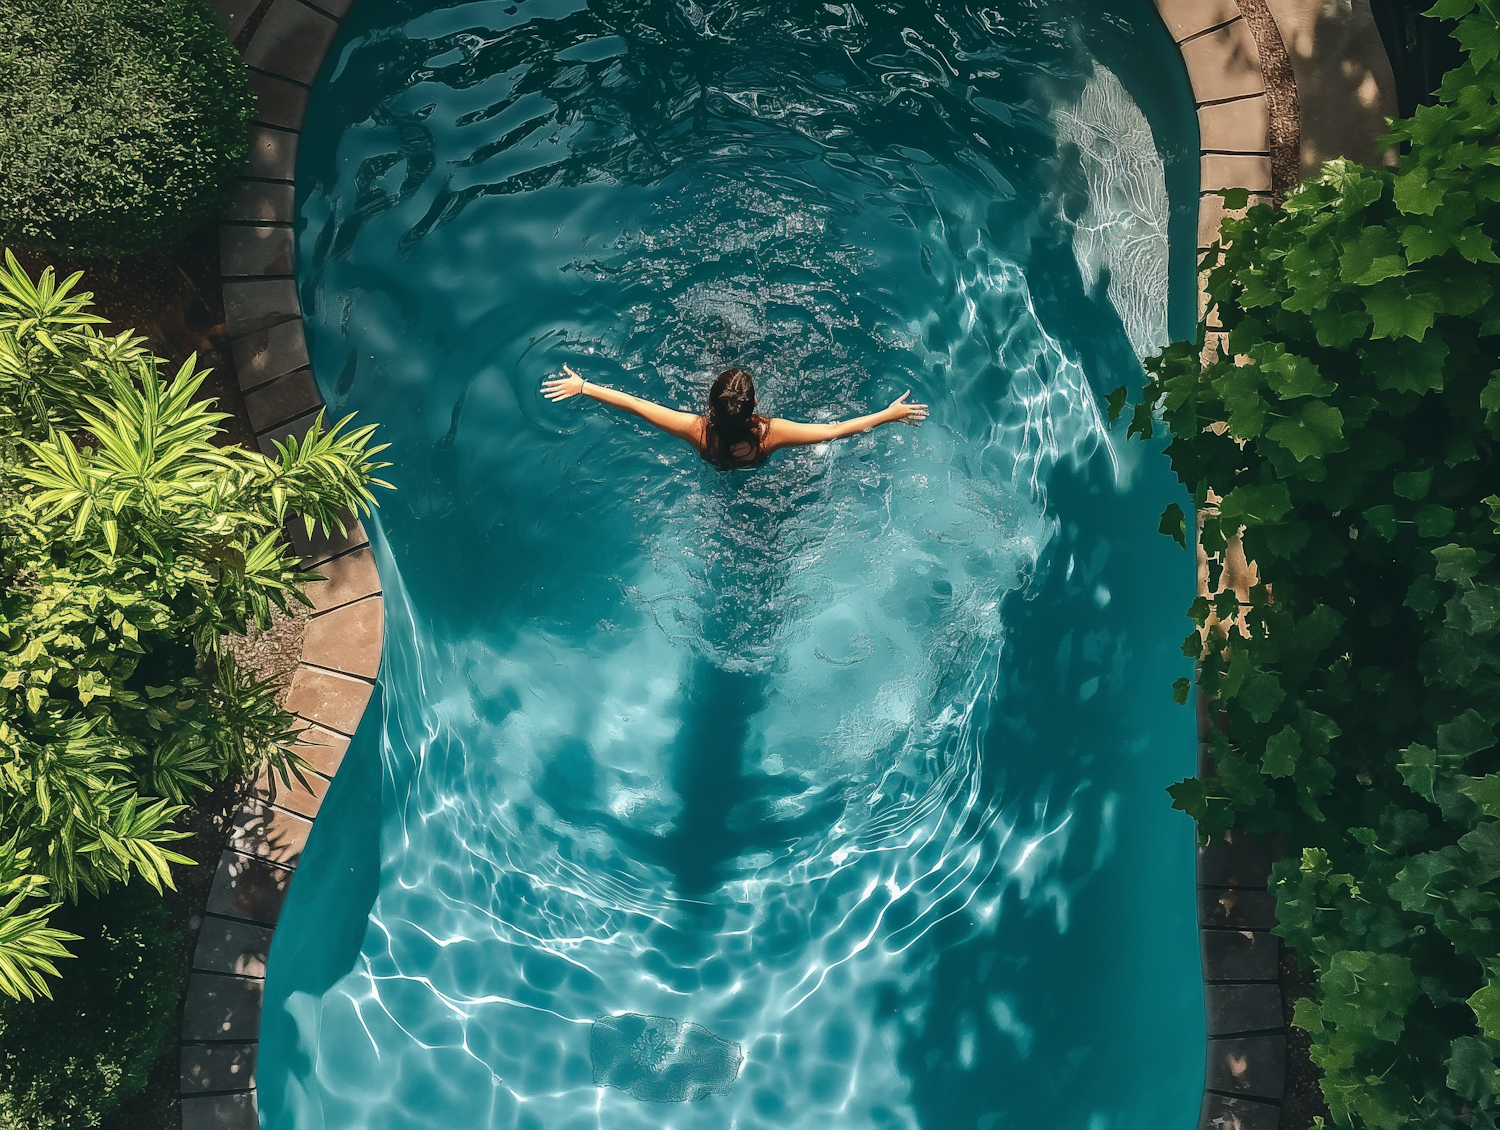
0, 250, 390, 1000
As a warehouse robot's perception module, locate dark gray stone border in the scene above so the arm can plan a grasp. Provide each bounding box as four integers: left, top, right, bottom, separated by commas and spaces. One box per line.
186, 2, 1343, 1126
185, 4, 374, 1129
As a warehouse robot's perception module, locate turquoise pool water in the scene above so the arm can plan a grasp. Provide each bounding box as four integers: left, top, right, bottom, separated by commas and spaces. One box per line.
261, 2, 1206, 1127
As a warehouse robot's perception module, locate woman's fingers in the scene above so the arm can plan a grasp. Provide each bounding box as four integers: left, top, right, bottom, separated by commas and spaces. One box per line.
541, 376, 576, 402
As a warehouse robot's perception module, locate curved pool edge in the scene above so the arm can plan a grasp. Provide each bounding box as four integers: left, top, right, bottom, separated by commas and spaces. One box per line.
178, 0, 1387, 1125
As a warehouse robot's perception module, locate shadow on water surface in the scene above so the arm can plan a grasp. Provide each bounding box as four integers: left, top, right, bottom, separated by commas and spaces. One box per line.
542, 661, 842, 896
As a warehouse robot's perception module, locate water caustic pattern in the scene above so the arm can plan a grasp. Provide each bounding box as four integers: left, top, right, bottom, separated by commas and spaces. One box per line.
262, 2, 1206, 1127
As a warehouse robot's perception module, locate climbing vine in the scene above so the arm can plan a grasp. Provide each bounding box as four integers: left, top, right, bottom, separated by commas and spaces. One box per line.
1114, 0, 1500, 1124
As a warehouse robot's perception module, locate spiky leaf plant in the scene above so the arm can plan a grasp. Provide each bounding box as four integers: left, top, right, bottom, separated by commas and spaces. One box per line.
0, 250, 390, 997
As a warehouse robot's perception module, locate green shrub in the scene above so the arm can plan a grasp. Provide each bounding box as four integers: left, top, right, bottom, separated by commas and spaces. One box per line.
0, 884, 177, 1130
0, 249, 390, 999
0, 0, 253, 257
1116, 0, 1500, 1124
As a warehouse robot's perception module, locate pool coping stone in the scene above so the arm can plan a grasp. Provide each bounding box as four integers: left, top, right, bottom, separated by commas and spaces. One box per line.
181, 1091, 260, 1130
190, 5, 385, 1099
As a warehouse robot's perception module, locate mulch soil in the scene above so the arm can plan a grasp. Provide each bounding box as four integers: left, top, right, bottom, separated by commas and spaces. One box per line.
13, 233, 307, 1130
1236, 0, 1305, 201
1281, 944, 1334, 1130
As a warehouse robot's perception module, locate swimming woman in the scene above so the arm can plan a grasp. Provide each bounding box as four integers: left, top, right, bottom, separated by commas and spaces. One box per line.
541, 365, 928, 470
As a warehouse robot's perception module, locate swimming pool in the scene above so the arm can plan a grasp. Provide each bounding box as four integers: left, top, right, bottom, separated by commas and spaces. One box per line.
259, 1, 1206, 1127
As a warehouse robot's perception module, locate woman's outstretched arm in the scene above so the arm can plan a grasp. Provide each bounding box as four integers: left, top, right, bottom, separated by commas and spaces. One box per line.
543, 365, 703, 448
763, 391, 928, 453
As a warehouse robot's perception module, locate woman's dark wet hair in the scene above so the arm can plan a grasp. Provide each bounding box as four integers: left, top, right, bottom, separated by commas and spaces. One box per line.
703, 367, 767, 469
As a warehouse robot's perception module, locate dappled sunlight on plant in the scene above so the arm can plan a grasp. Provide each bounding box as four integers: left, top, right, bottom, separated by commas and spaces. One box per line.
0, 250, 391, 1000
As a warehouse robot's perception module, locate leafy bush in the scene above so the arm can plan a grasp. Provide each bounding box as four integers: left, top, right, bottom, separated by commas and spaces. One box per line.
1115, 1, 1500, 1124
0, 249, 390, 999
0, 0, 253, 257
0, 884, 177, 1130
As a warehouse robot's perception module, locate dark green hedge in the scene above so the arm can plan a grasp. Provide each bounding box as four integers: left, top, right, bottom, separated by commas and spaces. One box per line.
0, 0, 253, 258
0, 885, 178, 1130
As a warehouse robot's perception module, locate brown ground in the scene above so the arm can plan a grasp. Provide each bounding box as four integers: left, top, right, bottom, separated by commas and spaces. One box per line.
13, 233, 308, 1130
1281, 945, 1332, 1128
12, 232, 255, 450
1236, 0, 1305, 201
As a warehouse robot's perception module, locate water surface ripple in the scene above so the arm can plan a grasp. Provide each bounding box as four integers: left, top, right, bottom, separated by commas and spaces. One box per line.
262, 2, 1206, 1127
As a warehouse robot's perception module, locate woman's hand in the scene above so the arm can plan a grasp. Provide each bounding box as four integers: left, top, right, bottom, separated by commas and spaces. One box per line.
886, 390, 929, 425
542, 365, 586, 402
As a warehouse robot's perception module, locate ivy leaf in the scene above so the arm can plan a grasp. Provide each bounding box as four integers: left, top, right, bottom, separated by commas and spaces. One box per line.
1460, 583, 1500, 634
1218, 484, 1293, 530
1364, 278, 1442, 340
1340, 225, 1408, 285
1228, 316, 1267, 356
1319, 950, 1420, 1042
1416, 504, 1457, 537
1434, 544, 1485, 586
1389, 850, 1458, 911
1461, 775, 1500, 817
1158, 502, 1187, 548
1399, 221, 1454, 263
1400, 743, 1439, 801
1265, 401, 1349, 462
1213, 367, 1269, 439
1438, 709, 1497, 761
1481, 373, 1500, 435
1470, 974, 1500, 1040
1166, 776, 1214, 824
1263, 725, 1302, 777
1447, 1036, 1499, 1104
1172, 677, 1191, 705
1311, 307, 1372, 348
1215, 745, 1271, 805
1426, 0, 1478, 19
1299, 708, 1343, 757
1364, 504, 1398, 540
1253, 346, 1335, 399
1393, 469, 1433, 499
1237, 671, 1287, 723
1105, 385, 1128, 424
1364, 335, 1449, 394
1459, 821, 1500, 881
1291, 998, 1324, 1034
1424, 625, 1485, 687
1456, 225, 1500, 263
1394, 167, 1447, 215
1457, 7, 1500, 65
